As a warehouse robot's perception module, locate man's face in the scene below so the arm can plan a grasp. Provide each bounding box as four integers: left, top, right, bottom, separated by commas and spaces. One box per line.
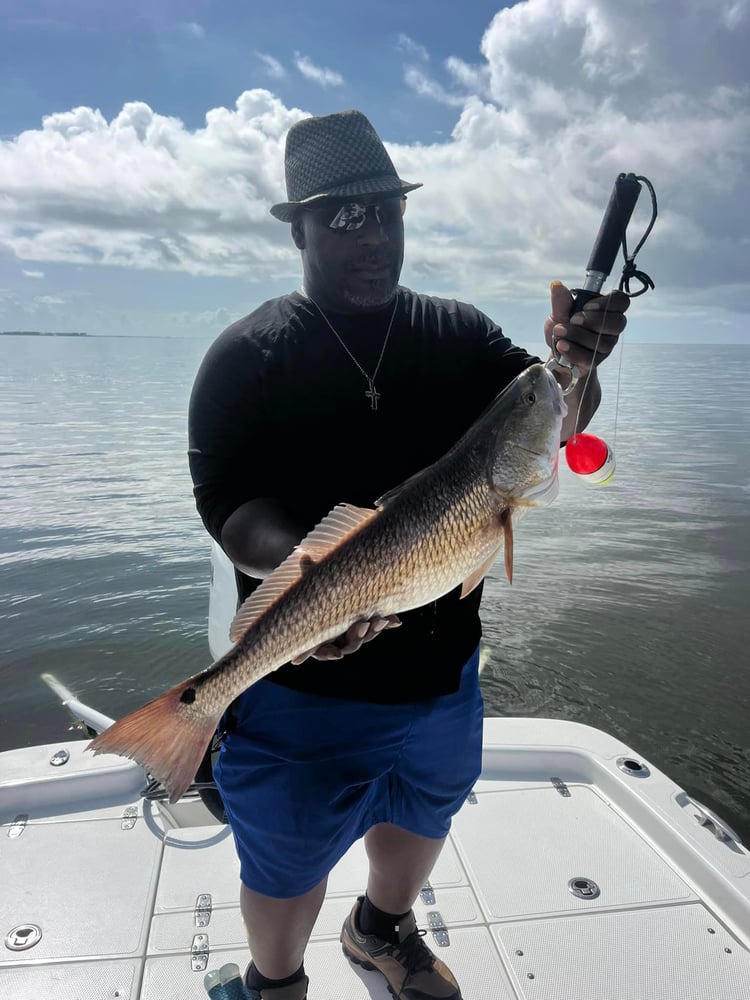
292, 197, 405, 313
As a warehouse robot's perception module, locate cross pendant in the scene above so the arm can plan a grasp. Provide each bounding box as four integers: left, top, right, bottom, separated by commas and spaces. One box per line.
365, 380, 381, 410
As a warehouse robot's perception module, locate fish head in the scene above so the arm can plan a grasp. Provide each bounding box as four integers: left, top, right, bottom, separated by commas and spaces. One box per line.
485, 363, 566, 507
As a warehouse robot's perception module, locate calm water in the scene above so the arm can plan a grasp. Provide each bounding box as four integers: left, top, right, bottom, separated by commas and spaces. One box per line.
1, 335, 749, 843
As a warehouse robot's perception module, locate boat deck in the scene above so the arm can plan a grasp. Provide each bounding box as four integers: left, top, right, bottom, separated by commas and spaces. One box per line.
2, 718, 750, 999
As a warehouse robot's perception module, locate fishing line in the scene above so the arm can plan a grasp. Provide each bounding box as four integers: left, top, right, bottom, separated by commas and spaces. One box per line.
570, 298, 625, 452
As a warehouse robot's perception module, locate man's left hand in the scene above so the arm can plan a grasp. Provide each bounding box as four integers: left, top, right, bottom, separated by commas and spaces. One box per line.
544, 281, 629, 377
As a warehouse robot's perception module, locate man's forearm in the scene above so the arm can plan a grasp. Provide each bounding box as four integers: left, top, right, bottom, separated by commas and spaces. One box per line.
221, 498, 306, 579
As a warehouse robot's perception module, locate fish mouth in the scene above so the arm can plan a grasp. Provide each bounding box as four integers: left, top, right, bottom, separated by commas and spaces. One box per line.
522, 466, 560, 505
548, 370, 568, 418
514, 443, 554, 459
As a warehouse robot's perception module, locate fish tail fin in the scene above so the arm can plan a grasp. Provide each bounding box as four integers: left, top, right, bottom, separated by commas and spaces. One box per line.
87, 676, 222, 804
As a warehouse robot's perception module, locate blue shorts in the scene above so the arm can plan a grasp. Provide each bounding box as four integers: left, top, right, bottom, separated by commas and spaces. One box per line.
214, 648, 483, 898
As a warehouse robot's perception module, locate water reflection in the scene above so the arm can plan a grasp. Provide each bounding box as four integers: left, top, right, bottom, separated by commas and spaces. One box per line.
1, 336, 748, 842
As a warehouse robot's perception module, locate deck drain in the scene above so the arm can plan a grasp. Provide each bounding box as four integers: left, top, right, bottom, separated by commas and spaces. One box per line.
568, 877, 600, 900
5, 924, 43, 951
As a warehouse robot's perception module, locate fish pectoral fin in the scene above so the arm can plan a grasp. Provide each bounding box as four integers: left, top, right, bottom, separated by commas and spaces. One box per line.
459, 508, 515, 598
229, 502, 378, 644
460, 545, 503, 599
503, 509, 514, 584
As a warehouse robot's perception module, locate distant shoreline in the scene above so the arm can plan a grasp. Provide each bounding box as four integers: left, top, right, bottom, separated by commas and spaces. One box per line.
0, 331, 88, 337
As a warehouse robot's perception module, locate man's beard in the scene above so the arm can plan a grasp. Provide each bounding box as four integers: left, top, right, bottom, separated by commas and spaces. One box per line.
340, 272, 399, 310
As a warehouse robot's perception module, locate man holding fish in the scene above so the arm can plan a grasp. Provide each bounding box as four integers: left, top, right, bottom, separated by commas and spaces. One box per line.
93, 110, 628, 999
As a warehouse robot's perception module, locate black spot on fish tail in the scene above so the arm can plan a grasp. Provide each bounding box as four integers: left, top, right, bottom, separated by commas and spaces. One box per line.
180, 687, 197, 705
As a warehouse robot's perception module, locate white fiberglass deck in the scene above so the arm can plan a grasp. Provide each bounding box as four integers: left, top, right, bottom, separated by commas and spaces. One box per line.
2, 718, 750, 1000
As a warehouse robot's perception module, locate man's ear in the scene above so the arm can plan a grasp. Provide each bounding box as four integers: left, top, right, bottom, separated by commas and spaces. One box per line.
291, 216, 305, 250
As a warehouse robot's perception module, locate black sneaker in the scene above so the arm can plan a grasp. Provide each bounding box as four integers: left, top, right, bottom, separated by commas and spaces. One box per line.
340, 896, 462, 999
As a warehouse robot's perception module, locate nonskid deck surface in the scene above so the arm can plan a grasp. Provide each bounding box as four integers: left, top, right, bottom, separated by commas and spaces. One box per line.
2, 719, 750, 1000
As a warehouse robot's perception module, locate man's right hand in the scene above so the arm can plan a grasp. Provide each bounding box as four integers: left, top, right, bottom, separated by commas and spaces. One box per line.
290, 615, 401, 664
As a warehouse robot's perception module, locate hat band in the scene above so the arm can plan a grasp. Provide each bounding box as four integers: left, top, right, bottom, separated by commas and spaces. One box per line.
294, 171, 408, 203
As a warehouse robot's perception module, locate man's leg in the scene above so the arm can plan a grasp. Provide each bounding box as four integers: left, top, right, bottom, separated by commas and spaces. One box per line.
240, 877, 327, 980
364, 822, 444, 913
340, 651, 483, 999
341, 823, 461, 999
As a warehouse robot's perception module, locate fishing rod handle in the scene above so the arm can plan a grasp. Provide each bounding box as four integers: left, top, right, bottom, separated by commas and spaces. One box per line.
571, 172, 642, 315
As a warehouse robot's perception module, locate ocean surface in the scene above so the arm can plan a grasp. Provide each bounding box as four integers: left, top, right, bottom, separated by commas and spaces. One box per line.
1, 334, 749, 844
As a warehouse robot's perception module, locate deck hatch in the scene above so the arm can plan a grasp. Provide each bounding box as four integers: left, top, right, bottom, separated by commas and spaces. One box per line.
451, 784, 694, 919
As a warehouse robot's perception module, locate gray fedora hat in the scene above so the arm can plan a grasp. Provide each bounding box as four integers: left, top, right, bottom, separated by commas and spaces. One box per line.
270, 110, 422, 222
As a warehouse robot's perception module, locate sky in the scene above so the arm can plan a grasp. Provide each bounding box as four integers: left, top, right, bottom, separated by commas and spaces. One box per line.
0, 0, 748, 343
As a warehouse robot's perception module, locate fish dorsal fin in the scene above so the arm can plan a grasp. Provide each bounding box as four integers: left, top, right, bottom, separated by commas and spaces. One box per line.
376, 466, 429, 508
228, 503, 377, 643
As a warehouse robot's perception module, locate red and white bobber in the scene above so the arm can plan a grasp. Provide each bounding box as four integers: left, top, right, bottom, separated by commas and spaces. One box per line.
565, 432, 616, 485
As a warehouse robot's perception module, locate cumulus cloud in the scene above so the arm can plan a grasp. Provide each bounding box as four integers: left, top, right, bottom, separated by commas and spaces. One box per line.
404, 67, 467, 107
396, 33, 429, 62
0, 90, 306, 278
445, 56, 489, 94
255, 51, 286, 79
394, 0, 749, 313
293, 53, 344, 87
0, 0, 747, 329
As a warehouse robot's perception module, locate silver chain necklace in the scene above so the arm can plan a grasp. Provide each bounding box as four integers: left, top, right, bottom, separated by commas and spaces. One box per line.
306, 294, 398, 411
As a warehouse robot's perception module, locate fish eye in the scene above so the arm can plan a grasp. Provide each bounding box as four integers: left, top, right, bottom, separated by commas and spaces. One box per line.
525, 391, 536, 404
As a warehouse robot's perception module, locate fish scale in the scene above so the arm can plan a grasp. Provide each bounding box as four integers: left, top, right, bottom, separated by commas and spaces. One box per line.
89, 363, 565, 802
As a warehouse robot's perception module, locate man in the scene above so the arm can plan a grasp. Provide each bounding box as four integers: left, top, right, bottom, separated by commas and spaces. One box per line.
188, 110, 628, 1000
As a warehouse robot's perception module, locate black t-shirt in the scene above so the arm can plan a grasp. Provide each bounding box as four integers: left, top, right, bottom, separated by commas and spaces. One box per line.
188, 286, 538, 703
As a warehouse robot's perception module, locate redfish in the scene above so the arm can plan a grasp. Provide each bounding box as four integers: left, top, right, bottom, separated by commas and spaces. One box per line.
89, 363, 565, 801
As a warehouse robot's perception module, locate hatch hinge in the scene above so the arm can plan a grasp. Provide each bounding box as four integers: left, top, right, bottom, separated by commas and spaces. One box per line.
551, 776, 571, 797
419, 881, 435, 905
195, 893, 213, 927
191, 933, 209, 972
121, 806, 138, 830
427, 912, 450, 947
8, 814, 28, 839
